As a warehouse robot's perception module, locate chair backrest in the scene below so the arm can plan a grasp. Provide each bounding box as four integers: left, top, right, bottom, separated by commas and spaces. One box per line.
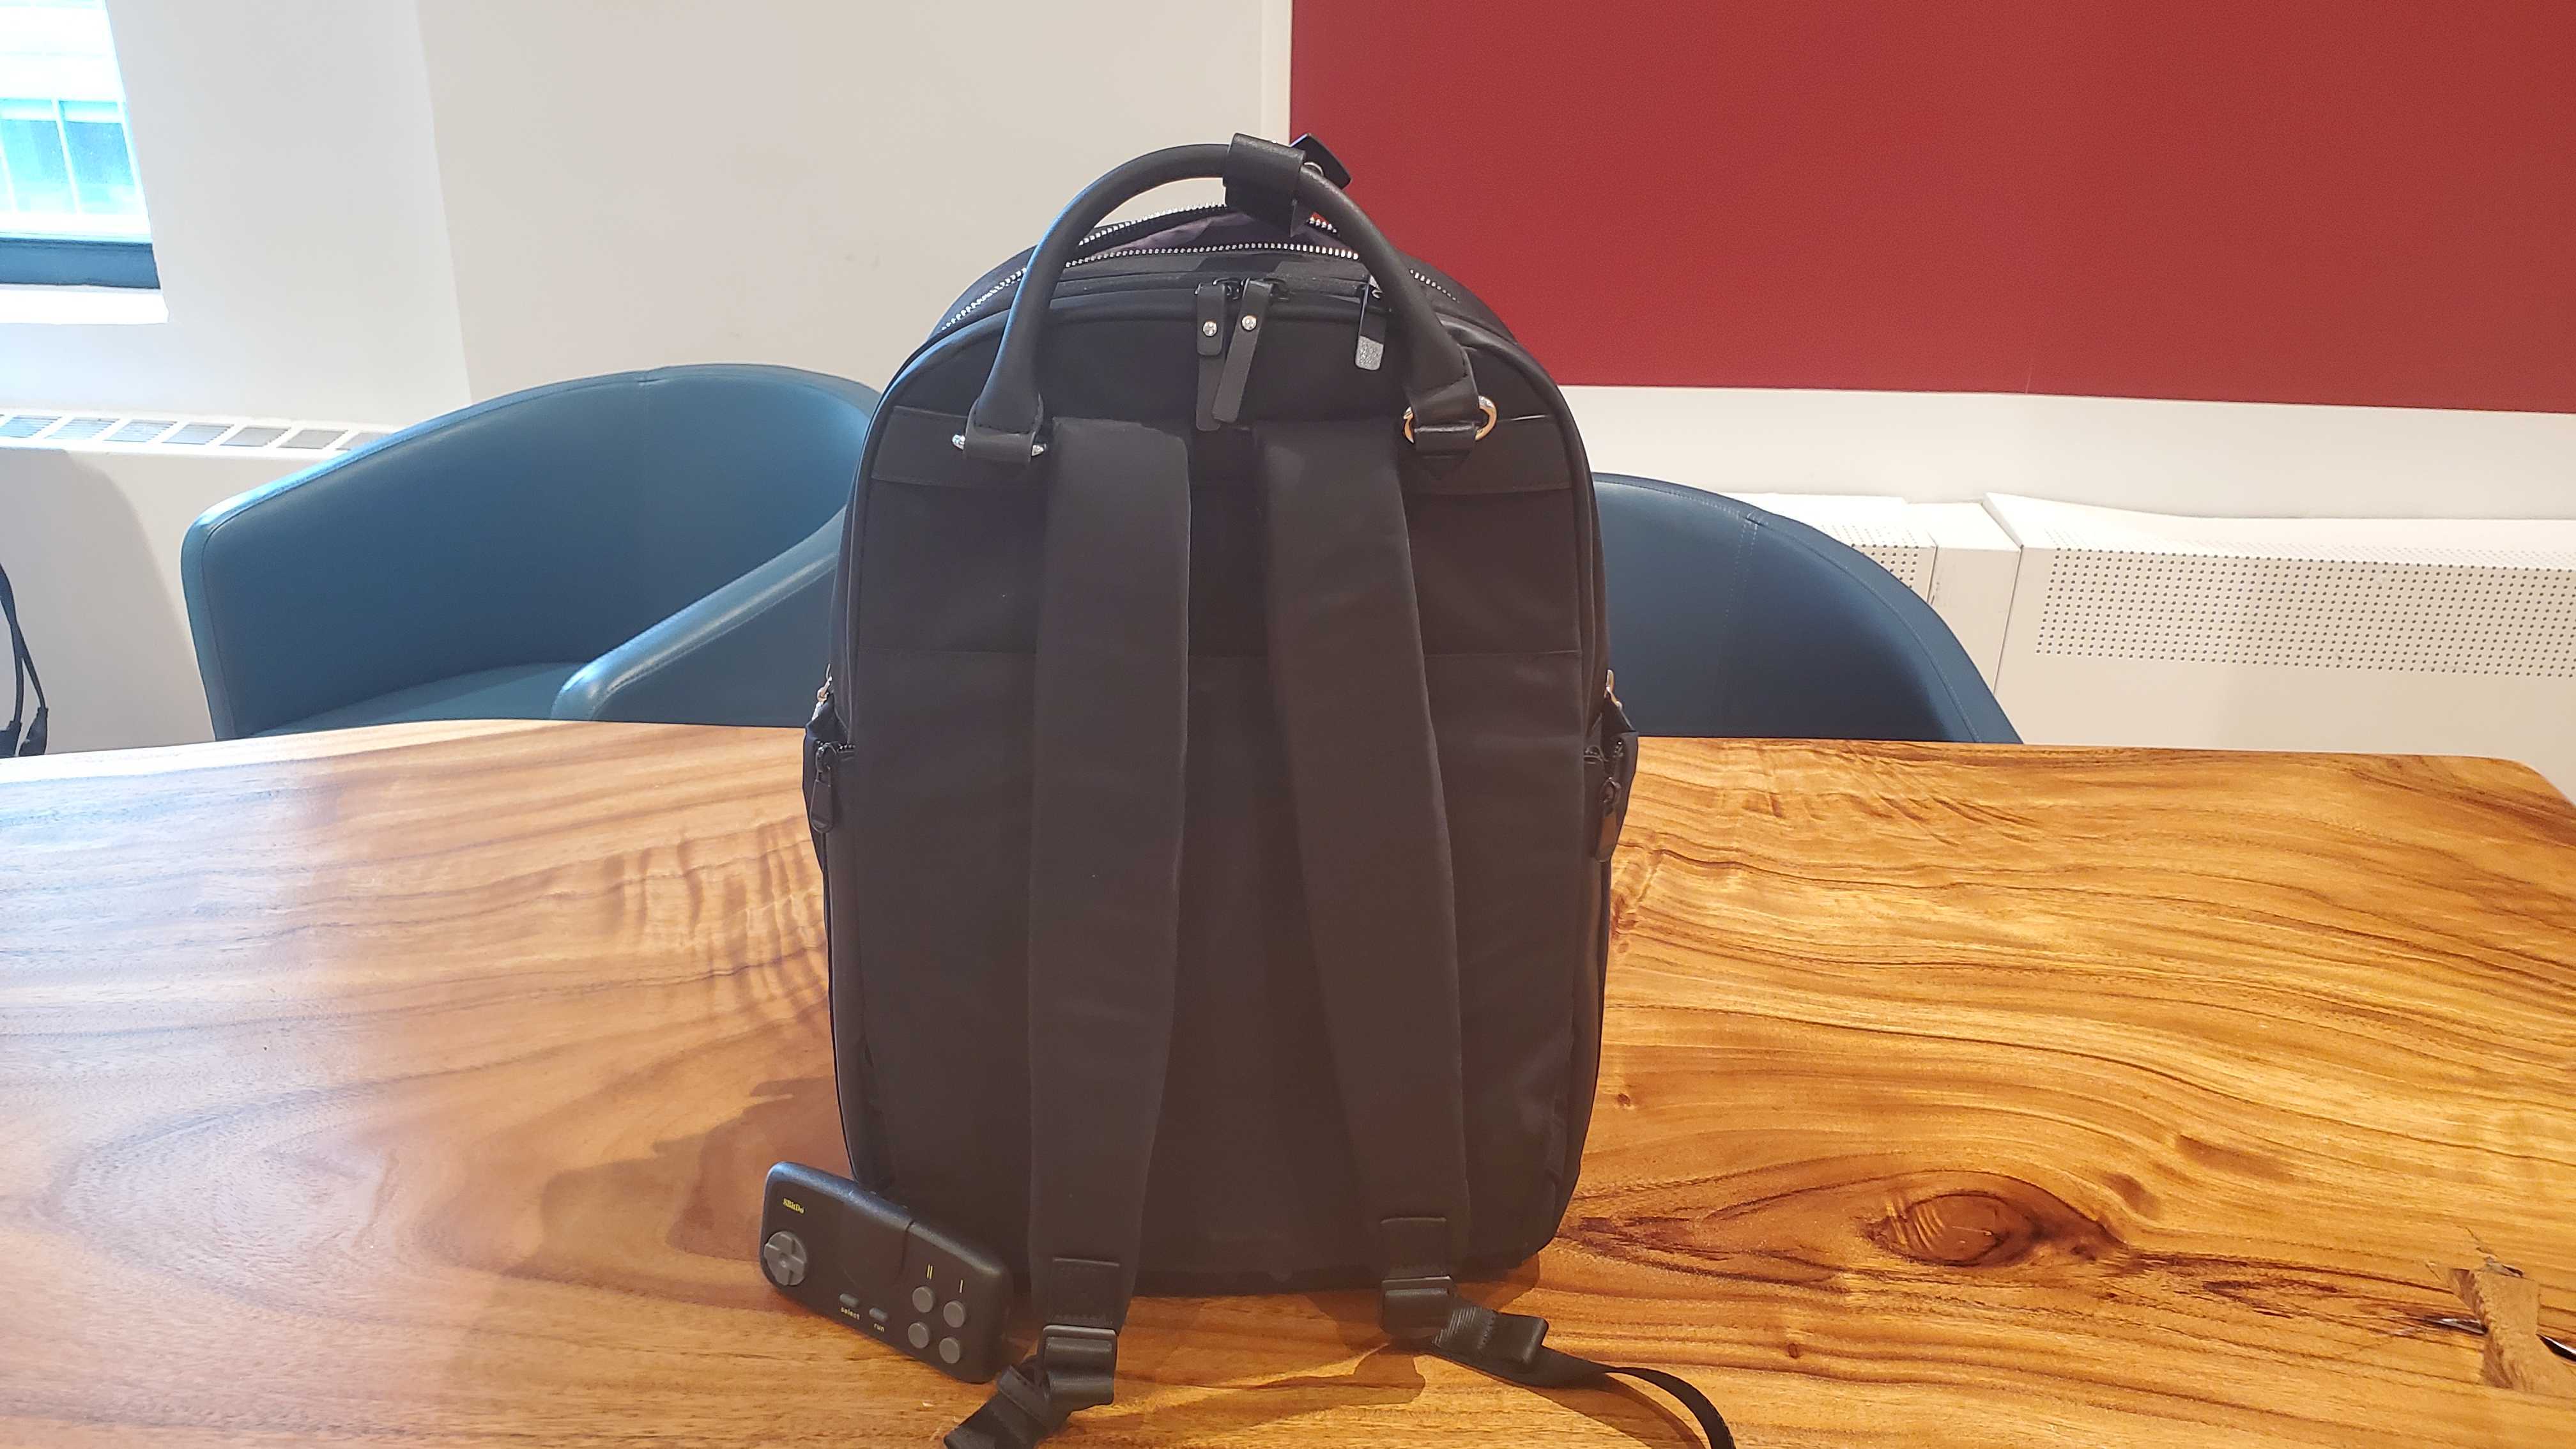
184, 364, 878, 737
1595, 474, 2017, 743
319, 364, 875, 661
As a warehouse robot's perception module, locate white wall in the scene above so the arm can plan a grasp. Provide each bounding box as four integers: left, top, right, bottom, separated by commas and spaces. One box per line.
0, 449, 294, 751
1, 0, 1286, 755
413, 0, 1279, 399
1567, 387, 2576, 521
5, 1, 1282, 420
0, 0, 470, 422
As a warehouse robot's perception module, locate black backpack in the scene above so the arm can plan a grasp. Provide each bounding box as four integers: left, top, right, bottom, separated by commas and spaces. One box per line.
804, 137, 1725, 1447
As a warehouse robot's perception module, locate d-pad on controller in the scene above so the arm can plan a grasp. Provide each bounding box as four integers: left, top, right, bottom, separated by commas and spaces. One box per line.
762, 1230, 808, 1285
758, 1162, 1011, 1383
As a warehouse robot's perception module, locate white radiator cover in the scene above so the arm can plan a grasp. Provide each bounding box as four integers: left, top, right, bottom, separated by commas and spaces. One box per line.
1987, 495, 2576, 793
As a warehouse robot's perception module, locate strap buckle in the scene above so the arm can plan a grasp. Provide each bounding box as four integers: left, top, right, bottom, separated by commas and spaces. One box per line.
1379, 1273, 1457, 1345
945, 1326, 1117, 1449
1034, 1323, 1119, 1410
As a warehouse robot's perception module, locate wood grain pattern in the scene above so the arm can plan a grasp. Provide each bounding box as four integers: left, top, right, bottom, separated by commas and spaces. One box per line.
3, 721, 2573, 1447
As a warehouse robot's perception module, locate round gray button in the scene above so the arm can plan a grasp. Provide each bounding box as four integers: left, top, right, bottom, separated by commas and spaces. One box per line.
941, 1300, 966, 1328
907, 1321, 931, 1349
761, 1231, 808, 1287
910, 1285, 936, 1313
938, 1337, 962, 1365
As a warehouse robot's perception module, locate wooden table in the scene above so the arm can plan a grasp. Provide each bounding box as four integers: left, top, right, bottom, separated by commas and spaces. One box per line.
4, 722, 2573, 1447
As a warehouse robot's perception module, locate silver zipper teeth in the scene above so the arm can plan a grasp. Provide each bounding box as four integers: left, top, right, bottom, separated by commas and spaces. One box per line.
934, 206, 1209, 331
938, 239, 1462, 333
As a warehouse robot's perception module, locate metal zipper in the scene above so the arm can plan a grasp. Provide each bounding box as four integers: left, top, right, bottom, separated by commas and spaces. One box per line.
937, 206, 1213, 333
1208, 277, 1276, 425
806, 679, 851, 833
1586, 671, 1629, 859
939, 240, 1465, 334
933, 205, 1211, 333
799, 673, 894, 1190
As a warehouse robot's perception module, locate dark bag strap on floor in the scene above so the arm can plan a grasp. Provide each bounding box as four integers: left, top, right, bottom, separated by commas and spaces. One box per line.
1, 561, 47, 758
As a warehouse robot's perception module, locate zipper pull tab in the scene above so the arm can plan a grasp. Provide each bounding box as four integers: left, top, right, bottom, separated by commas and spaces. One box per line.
1353, 281, 1386, 372
1211, 278, 1276, 426
804, 744, 841, 833
1594, 771, 1626, 861
805, 677, 847, 834
1193, 280, 1229, 431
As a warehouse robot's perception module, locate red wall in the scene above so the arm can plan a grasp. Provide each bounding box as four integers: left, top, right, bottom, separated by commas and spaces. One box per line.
1291, 1, 2576, 413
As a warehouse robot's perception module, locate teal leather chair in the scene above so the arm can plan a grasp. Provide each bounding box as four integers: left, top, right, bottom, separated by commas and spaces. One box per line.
183, 365, 876, 737
1597, 474, 2016, 742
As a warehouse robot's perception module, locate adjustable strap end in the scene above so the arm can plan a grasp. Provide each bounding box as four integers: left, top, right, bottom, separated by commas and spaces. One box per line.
942, 1324, 1119, 1449
1379, 1273, 1458, 1346
1376, 1214, 1467, 1345
944, 1361, 1063, 1449
1399, 1294, 1741, 1449
1033, 1322, 1119, 1411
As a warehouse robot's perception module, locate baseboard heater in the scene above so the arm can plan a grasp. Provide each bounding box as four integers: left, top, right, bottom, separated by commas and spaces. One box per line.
1986, 493, 2576, 792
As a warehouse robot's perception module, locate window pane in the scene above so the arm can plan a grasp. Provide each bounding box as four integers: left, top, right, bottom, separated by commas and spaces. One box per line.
62, 112, 134, 213
1, 100, 73, 215
0, 0, 150, 242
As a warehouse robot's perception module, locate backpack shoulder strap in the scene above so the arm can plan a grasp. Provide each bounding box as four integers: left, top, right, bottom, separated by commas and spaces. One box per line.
1259, 420, 1474, 1272
948, 417, 1193, 1449
1262, 423, 1736, 1449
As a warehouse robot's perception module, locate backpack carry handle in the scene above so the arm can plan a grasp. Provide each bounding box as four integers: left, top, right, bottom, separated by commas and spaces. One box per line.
957, 137, 1486, 464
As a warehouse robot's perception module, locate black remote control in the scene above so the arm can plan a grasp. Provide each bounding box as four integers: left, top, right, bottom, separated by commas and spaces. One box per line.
758, 1162, 1013, 1383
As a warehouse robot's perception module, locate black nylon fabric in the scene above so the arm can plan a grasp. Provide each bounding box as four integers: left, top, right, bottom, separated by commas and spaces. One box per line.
1261, 421, 1472, 1261
827, 227, 1607, 1294
827, 355, 1599, 1288
1022, 418, 1193, 1329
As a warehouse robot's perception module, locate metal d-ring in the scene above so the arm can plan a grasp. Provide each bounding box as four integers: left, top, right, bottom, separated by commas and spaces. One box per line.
1401, 395, 1498, 445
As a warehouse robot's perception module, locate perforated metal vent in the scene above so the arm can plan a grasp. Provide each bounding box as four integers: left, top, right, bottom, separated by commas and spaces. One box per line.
1828, 526, 1934, 592
0, 408, 397, 457
1735, 496, 1940, 592
2034, 551, 2576, 677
